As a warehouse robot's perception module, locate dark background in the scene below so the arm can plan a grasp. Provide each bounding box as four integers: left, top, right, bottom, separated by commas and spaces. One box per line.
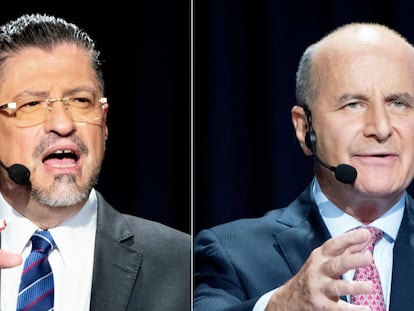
7, 1, 414, 237
1, 1, 190, 234
194, 1, 414, 234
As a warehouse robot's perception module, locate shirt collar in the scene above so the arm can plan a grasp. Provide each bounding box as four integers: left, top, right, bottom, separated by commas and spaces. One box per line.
0, 189, 98, 263
313, 177, 404, 241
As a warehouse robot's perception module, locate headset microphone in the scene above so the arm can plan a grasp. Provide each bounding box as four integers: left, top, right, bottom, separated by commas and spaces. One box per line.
303, 106, 357, 184
0, 161, 31, 185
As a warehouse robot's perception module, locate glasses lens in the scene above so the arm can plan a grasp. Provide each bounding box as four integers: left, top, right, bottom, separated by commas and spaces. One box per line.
15, 102, 47, 127
13, 97, 105, 127
68, 97, 104, 124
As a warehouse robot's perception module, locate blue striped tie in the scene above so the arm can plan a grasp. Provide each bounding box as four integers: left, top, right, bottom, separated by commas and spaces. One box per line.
16, 230, 56, 311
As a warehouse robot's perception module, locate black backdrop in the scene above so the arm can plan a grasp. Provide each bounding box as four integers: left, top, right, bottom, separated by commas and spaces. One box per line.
194, 0, 414, 234
6, 1, 414, 237
1, 1, 190, 234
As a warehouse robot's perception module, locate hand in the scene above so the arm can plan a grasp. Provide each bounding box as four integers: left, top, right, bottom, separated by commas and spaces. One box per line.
0, 249, 22, 268
265, 228, 374, 311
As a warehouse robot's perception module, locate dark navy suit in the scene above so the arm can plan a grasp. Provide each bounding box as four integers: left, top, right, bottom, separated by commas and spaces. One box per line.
194, 183, 414, 311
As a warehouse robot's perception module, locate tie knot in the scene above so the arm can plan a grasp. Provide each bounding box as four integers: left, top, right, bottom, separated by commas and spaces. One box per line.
31, 229, 56, 254
365, 226, 384, 251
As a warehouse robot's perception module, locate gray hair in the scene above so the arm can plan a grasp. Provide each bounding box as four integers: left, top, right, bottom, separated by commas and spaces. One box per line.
0, 13, 104, 92
295, 43, 318, 109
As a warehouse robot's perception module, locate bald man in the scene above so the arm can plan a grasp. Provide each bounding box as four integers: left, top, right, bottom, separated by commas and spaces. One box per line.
194, 23, 414, 311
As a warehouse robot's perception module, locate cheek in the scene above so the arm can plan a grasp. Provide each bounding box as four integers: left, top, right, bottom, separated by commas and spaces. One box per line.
317, 123, 356, 162
86, 129, 107, 156
0, 124, 30, 150
315, 120, 345, 148
0, 126, 38, 166
400, 123, 414, 152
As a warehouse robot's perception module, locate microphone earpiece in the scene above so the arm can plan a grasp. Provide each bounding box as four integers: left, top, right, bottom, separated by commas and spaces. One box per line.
302, 105, 357, 184
305, 130, 316, 152
303, 105, 316, 153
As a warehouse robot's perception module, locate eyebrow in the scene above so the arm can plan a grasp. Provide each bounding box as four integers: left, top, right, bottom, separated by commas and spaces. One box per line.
384, 92, 413, 103
12, 87, 97, 100
338, 92, 413, 103
338, 93, 368, 102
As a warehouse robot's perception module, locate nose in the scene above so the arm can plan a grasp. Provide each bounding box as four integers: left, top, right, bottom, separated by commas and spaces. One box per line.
43, 100, 76, 135
363, 104, 392, 141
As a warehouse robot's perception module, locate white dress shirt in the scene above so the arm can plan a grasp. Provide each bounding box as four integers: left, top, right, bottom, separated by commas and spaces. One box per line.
0, 189, 97, 311
253, 178, 404, 311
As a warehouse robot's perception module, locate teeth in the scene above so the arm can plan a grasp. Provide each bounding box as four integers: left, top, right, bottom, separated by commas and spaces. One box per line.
54, 149, 73, 154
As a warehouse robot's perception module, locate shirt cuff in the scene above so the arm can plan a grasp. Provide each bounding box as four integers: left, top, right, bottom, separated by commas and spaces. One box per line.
252, 289, 277, 311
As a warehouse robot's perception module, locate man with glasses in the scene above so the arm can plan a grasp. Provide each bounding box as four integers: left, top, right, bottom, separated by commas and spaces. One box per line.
0, 13, 190, 311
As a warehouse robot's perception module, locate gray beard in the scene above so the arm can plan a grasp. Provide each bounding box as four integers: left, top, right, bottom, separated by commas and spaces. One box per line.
31, 172, 98, 207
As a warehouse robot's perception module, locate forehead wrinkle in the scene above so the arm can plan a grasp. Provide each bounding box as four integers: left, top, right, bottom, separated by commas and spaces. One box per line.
12, 86, 97, 99
13, 90, 49, 99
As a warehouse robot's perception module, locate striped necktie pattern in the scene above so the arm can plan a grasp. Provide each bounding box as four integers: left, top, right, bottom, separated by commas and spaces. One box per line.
16, 229, 56, 311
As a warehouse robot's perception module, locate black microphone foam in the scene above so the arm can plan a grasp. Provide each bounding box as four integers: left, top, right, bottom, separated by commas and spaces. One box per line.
334, 164, 357, 184
0, 162, 30, 185
312, 152, 357, 184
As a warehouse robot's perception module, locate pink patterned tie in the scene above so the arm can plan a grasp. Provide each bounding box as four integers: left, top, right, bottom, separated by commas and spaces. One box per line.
350, 226, 386, 311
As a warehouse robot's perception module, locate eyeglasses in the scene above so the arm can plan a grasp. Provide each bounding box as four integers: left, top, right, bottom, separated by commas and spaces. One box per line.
0, 95, 108, 127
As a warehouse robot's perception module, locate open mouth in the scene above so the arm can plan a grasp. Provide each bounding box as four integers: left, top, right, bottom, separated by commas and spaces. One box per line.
43, 149, 79, 162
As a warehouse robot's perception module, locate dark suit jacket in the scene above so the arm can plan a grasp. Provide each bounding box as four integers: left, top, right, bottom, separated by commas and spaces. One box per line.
1, 190, 191, 311
194, 183, 414, 311
90, 191, 191, 311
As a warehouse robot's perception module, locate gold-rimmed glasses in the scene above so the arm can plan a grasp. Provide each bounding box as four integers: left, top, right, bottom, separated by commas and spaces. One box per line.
0, 95, 108, 127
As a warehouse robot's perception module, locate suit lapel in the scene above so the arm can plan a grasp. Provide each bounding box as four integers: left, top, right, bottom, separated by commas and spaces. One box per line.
271, 184, 347, 302
389, 197, 414, 310
89, 193, 142, 311
272, 185, 331, 274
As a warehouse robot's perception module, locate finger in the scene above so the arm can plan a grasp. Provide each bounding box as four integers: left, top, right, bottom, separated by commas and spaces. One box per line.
322, 229, 372, 257
325, 279, 375, 299
326, 248, 373, 276
0, 249, 22, 268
